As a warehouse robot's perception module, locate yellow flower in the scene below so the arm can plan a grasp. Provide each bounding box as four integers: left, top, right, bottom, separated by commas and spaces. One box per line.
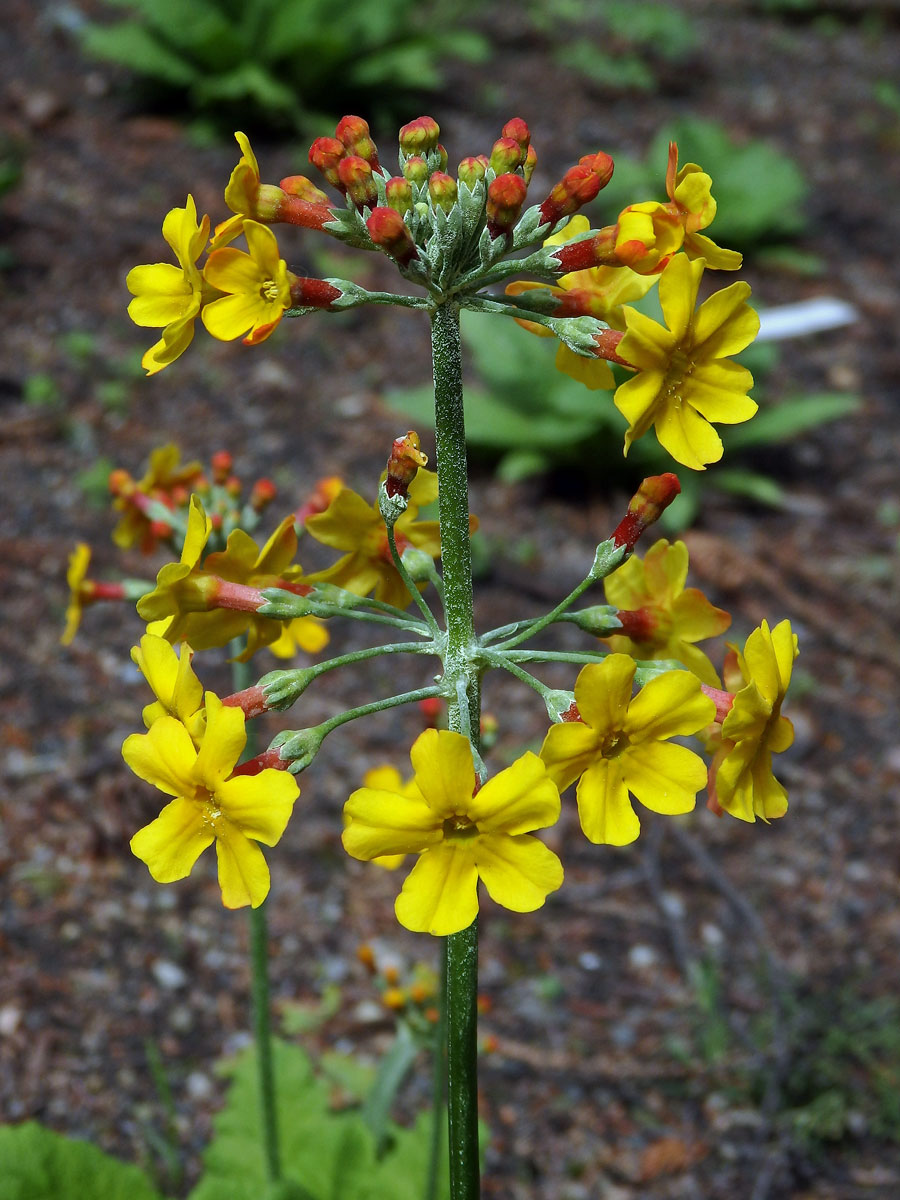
614, 201, 685, 275
125, 693, 299, 908
614, 254, 760, 470
664, 142, 742, 270
131, 633, 205, 742
712, 619, 798, 822
343, 730, 563, 936
507, 216, 657, 390
61, 543, 92, 645
306, 470, 444, 610
126, 196, 211, 375
356, 764, 424, 870
111, 443, 203, 552
201, 221, 292, 347
602, 539, 730, 686
267, 616, 330, 659
138, 497, 311, 660
211, 132, 263, 249
540, 654, 715, 845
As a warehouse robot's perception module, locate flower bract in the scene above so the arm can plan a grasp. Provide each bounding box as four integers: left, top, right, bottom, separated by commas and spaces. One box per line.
614, 254, 760, 469
712, 619, 798, 822
540, 654, 715, 845
343, 730, 563, 936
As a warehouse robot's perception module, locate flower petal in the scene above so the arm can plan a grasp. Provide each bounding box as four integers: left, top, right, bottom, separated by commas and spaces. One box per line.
621, 740, 706, 814
123, 716, 198, 797
654, 396, 723, 470
194, 693, 246, 786
215, 827, 270, 908
626, 670, 715, 741
394, 842, 479, 935
216, 770, 299, 845
343, 788, 442, 859
409, 729, 476, 818
539, 720, 601, 792
468, 752, 560, 833
576, 757, 639, 845
574, 656, 636, 732
474, 833, 563, 911
131, 796, 212, 882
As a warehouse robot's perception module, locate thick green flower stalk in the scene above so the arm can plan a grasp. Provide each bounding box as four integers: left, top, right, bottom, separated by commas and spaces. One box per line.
66, 113, 803, 1200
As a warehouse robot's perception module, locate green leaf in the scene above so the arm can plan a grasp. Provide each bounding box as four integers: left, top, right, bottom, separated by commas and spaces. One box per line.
710, 468, 785, 507
0, 1122, 163, 1200
81, 23, 196, 85
723, 392, 860, 451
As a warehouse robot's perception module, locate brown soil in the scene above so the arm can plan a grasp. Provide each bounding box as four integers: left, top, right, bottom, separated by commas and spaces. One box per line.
2, 2, 900, 1198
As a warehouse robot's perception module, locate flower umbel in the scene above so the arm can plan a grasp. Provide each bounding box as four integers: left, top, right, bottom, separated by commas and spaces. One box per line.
540, 655, 715, 845
614, 254, 760, 469
711, 619, 798, 822
343, 730, 563, 935
124, 693, 299, 908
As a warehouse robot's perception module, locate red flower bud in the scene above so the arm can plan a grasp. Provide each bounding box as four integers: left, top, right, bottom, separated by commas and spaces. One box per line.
288, 276, 343, 309
486, 173, 528, 238
490, 136, 522, 175
279, 174, 329, 205
419, 696, 444, 727
385, 176, 413, 215
250, 477, 277, 512
308, 136, 346, 189
611, 474, 681, 552
335, 115, 380, 170
337, 154, 378, 209
428, 171, 458, 213
548, 226, 618, 273
539, 153, 615, 225
210, 450, 233, 483
402, 155, 429, 186
501, 117, 531, 152
399, 116, 440, 155
386, 430, 428, 498
457, 156, 487, 188
366, 207, 418, 266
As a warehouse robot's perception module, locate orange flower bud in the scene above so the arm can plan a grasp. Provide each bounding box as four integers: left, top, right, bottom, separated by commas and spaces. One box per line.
210, 450, 233, 483
366, 207, 418, 267
382, 964, 400, 986
399, 116, 440, 155
522, 143, 538, 185
489, 136, 522, 175
419, 696, 444, 727
279, 174, 329, 205
402, 155, 429, 186
611, 474, 681, 552
457, 156, 487, 188
356, 943, 377, 972
539, 154, 614, 225
250, 477, 277, 512
385, 176, 413, 215
337, 155, 378, 209
579, 152, 614, 189
501, 117, 530, 153
548, 225, 618, 273
428, 171, 458, 214
386, 430, 428, 499
335, 115, 380, 170
108, 468, 134, 497
308, 136, 346, 188
486, 173, 528, 238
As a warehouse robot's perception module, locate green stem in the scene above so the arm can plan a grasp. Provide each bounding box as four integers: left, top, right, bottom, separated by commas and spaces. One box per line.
431, 299, 481, 1200
426, 950, 449, 1200
384, 517, 441, 635
230, 645, 281, 1186
492, 572, 596, 651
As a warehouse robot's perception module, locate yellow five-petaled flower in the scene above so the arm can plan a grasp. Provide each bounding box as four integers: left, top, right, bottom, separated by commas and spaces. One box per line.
540, 654, 715, 846
343, 730, 564, 936
614, 254, 760, 470
124, 693, 299, 909
202, 220, 292, 347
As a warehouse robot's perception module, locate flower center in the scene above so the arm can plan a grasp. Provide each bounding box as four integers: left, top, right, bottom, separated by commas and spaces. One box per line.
442, 814, 478, 841
662, 347, 694, 410
260, 279, 281, 302
600, 730, 630, 759
197, 788, 224, 832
